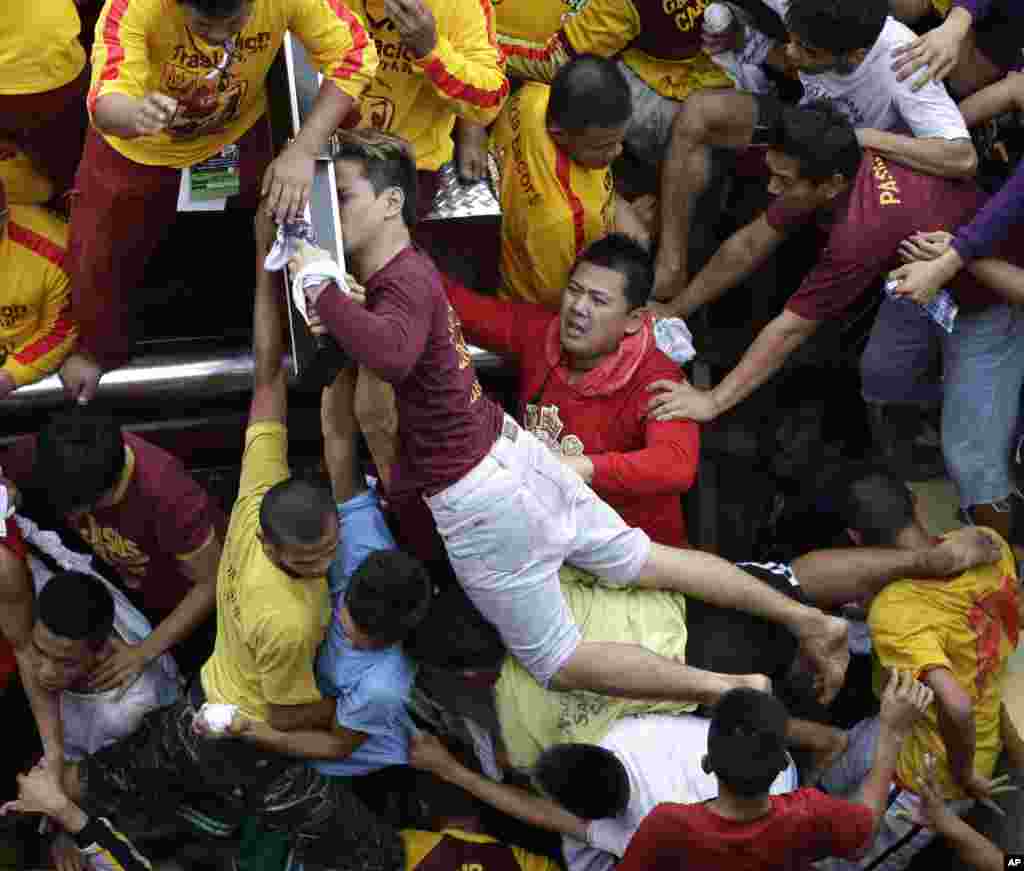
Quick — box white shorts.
[425,416,652,687]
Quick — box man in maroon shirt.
[295,129,850,708]
[648,95,1024,550]
[615,674,933,871]
[444,233,699,547]
[2,414,225,679]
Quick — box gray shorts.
[618,60,680,167]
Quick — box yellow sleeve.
[512,845,564,871]
[869,589,953,680]
[237,422,290,503]
[289,0,379,102]
[88,0,153,116]
[505,0,640,81]
[413,0,509,126]
[253,615,323,707]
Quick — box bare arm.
[929,812,1005,871]
[925,667,976,785]
[322,367,365,505]
[409,733,588,840]
[654,91,760,302]
[266,698,337,734]
[958,71,1024,129]
[234,718,369,762]
[666,214,788,319]
[856,131,977,179]
[250,211,289,426]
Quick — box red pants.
[68,119,274,369]
[0,66,90,197]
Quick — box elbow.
[949,142,979,178]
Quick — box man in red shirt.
[615,674,933,871]
[2,415,226,679]
[648,95,1024,550]
[445,233,699,547]
[295,129,850,709]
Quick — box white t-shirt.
[22,519,181,761]
[760,2,968,139]
[563,713,800,871]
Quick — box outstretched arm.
[250,209,289,426]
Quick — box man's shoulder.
[372,246,446,298]
[123,432,194,490]
[6,205,69,258]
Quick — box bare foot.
[795,612,850,705]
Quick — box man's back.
[868,530,1020,798]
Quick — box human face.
[765,149,834,212]
[33,623,99,693]
[552,123,627,170]
[334,159,394,262]
[559,262,637,368]
[784,32,861,75]
[262,514,340,580]
[180,1,255,45]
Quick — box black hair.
[777,101,863,183]
[838,465,915,546]
[547,54,631,134]
[37,571,115,650]
[34,411,125,516]
[575,233,654,310]
[533,744,630,820]
[335,130,419,228]
[785,0,888,55]
[405,583,506,670]
[259,478,337,549]
[345,550,433,645]
[706,688,790,798]
[179,0,250,17]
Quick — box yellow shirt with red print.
[89,0,378,168]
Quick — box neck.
[351,223,411,284]
[709,786,773,822]
[564,350,608,375]
[893,522,934,552]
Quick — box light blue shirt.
[312,485,417,777]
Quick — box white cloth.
[653,318,697,365]
[564,713,799,871]
[16,515,181,761]
[291,259,349,328]
[264,206,317,272]
[759,4,969,139]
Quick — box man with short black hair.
[445,232,699,546]
[616,676,933,871]
[491,55,643,308]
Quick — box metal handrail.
[4,345,508,411]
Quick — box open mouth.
[564,319,587,338]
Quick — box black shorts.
[78,687,404,871]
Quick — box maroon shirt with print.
[315,245,503,497]
[767,151,1010,321]
[3,432,226,620]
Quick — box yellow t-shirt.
[490,83,615,308]
[932,0,953,15]
[350,0,507,171]
[201,422,330,723]
[496,565,694,769]
[89,0,379,169]
[0,1,86,95]
[0,205,78,388]
[401,829,560,871]
[869,530,1021,800]
[0,141,55,206]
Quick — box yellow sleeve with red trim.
[414,0,509,126]
[288,0,379,102]
[504,0,640,82]
[88,0,156,116]
[3,216,78,388]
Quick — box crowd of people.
[0,0,1022,869]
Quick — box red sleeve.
[154,458,218,559]
[589,367,700,499]
[783,248,878,321]
[315,279,431,384]
[805,790,875,859]
[617,804,692,871]
[443,275,551,360]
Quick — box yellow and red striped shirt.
[490,83,614,307]
[0,1,86,95]
[89,0,378,168]
[349,0,508,171]
[0,205,78,388]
